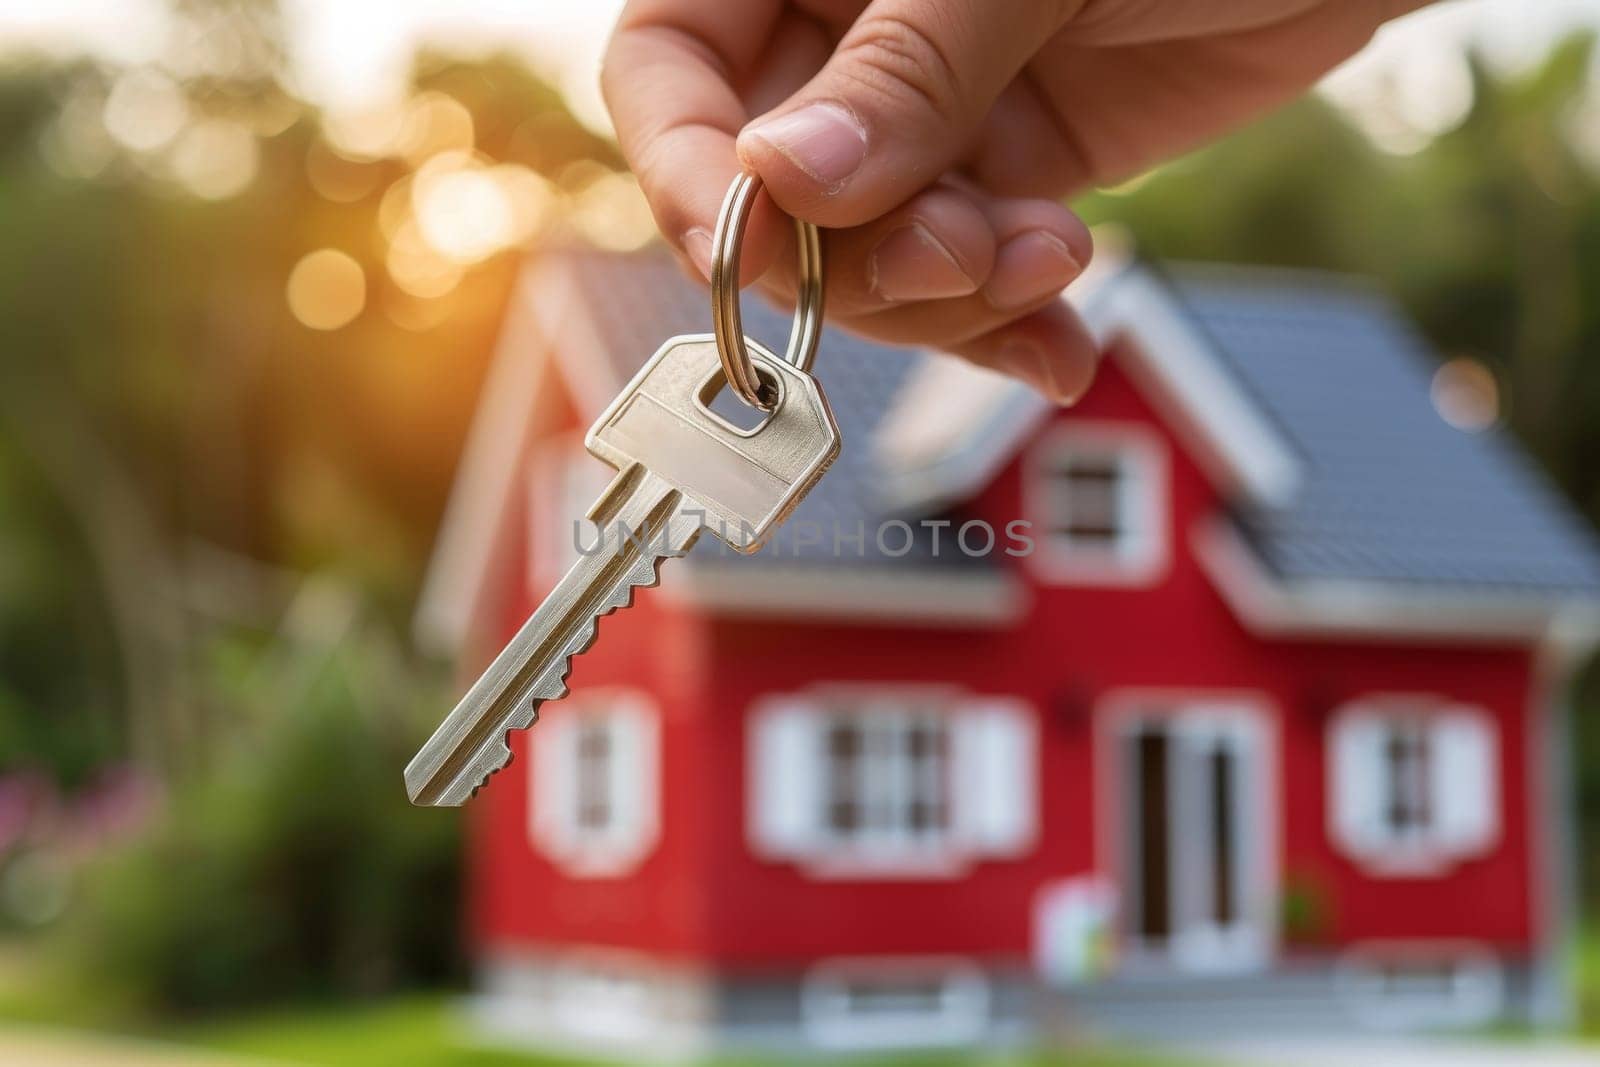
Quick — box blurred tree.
[70,600,463,1012]
[0,5,616,784]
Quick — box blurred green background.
[0,0,1598,1063]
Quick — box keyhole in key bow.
[697,366,780,435]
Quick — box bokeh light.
[101,69,188,153]
[305,139,381,203]
[1431,357,1502,432]
[169,119,259,200]
[569,170,657,251]
[386,221,463,299]
[398,91,475,165]
[286,250,367,331]
[413,162,514,264]
[321,103,408,162]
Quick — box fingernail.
[997,338,1076,405]
[986,231,1082,311]
[682,228,714,281]
[743,102,867,193]
[870,222,978,303]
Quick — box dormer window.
[1026,423,1168,585]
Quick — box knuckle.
[833,13,967,128]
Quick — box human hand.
[604,0,1425,402]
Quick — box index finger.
[602,0,785,284]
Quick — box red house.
[415,246,1600,1057]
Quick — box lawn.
[180,996,1205,1067]
[1580,926,1599,1038]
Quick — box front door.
[1116,705,1274,973]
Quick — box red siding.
[467,346,1545,971]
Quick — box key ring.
[710,172,824,410]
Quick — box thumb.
[737,0,1068,227]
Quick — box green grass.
[178,996,1204,1067]
[1580,925,1599,1038]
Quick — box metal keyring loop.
[710,172,824,410]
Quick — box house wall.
[467,430,724,965]
[467,344,1544,975]
[688,347,1541,969]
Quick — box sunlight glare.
[102,69,188,153]
[322,103,407,161]
[413,159,515,264]
[170,119,259,200]
[399,91,475,166]
[287,249,366,331]
[387,221,463,299]
[570,171,657,252]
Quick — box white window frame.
[1326,697,1500,878]
[801,957,990,1050]
[1024,421,1169,586]
[818,706,954,856]
[529,432,612,591]
[747,687,1037,880]
[529,688,660,879]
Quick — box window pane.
[1383,720,1432,836]
[1046,450,1128,548]
[819,710,951,847]
[575,720,612,832]
[1210,745,1236,927]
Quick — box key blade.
[404,467,700,806]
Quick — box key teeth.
[443,549,675,805]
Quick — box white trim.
[529,688,661,879]
[1194,517,1600,644]
[1334,941,1506,1032]
[871,355,1055,517]
[1101,268,1299,505]
[528,432,612,594]
[874,258,1300,517]
[1023,421,1170,587]
[1094,689,1281,976]
[800,957,990,1050]
[747,685,1040,881]
[660,562,1027,627]
[412,255,641,657]
[413,268,557,656]
[1326,697,1501,879]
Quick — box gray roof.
[1167,266,1600,595]
[567,250,983,572]
[563,249,1600,595]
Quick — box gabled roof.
[1174,268,1600,595]
[417,245,1600,651]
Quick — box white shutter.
[1431,709,1498,857]
[749,698,824,858]
[1329,711,1387,858]
[605,696,661,866]
[953,699,1037,857]
[530,713,575,858]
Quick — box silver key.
[405,335,840,806]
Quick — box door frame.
[1094,689,1281,975]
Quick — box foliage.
[63,614,463,1014]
